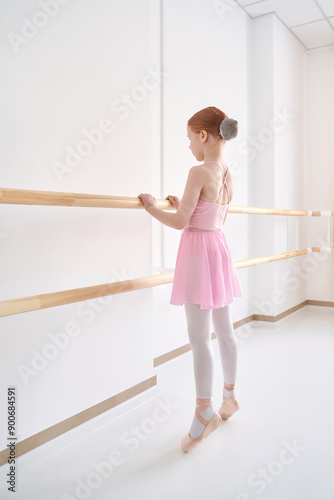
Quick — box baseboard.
[306,299,334,308]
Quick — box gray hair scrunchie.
[219,117,238,140]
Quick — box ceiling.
[236,0,334,50]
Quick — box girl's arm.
[146,205,179,229]
[144,166,204,230]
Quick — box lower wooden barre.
[238,248,313,268]
[0,274,174,318]
[0,247,332,318]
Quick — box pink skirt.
[170,230,243,310]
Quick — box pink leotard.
[170,161,243,309]
[183,161,231,232]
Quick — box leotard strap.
[223,168,230,204]
[205,161,230,203]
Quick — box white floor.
[1,305,334,500]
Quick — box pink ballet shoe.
[218,396,240,420]
[181,397,222,453]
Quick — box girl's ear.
[200,130,208,142]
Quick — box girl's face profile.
[187,125,204,161]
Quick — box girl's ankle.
[223,385,236,400]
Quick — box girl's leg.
[184,303,216,439]
[212,303,238,400]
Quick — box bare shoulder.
[190,164,205,173]
[188,164,206,180]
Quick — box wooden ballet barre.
[231,206,313,216]
[0,274,174,318]
[0,188,152,209]
[0,187,330,216]
[236,247,333,269]
[0,247,332,318]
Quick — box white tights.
[184,302,238,438]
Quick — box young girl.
[138,106,244,453]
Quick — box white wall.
[247,14,276,319]
[272,15,309,315]
[0,0,157,446]
[248,13,313,319]
[306,46,334,302]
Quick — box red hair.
[188,106,228,140]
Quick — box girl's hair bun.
[219,118,238,141]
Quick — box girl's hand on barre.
[138,193,157,211]
[165,195,180,209]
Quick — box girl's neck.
[203,154,225,166]
[203,144,225,166]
